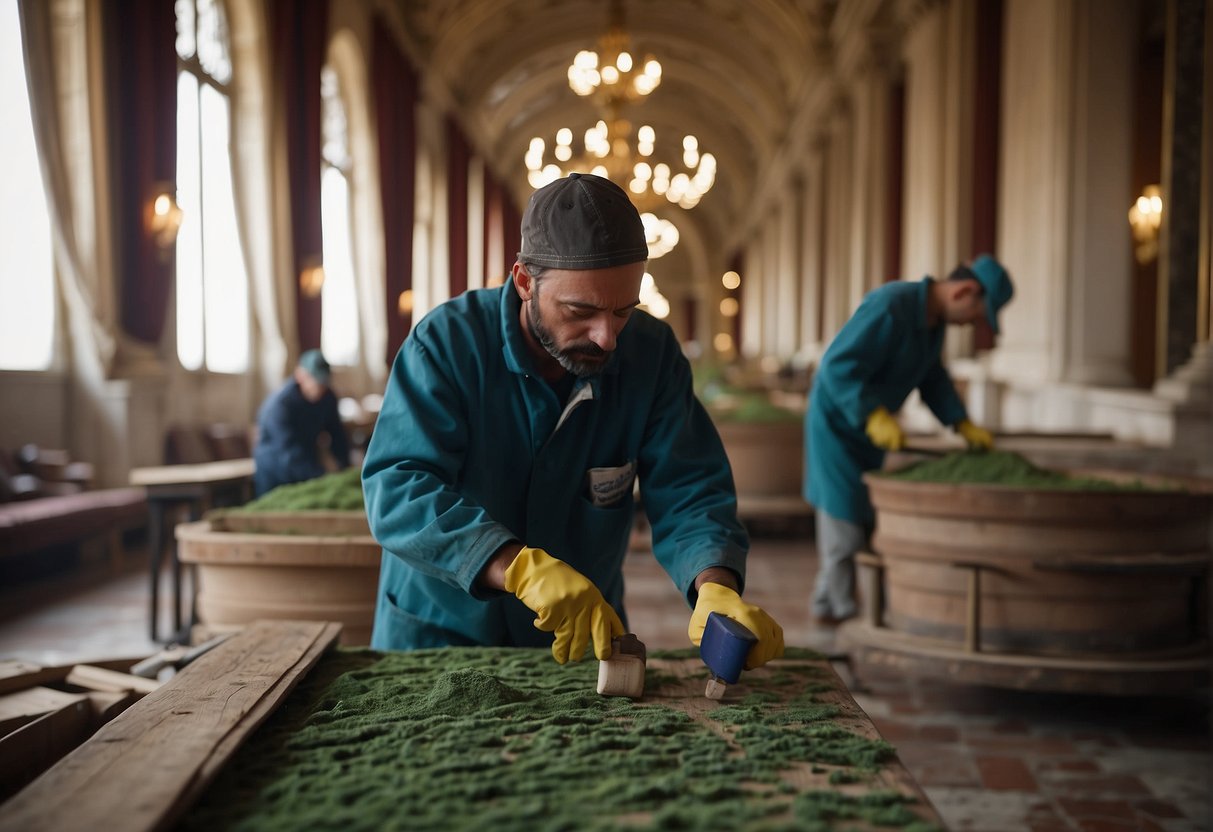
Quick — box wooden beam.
[0,619,341,832]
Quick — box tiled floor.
[2,530,1211,831]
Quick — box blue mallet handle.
[700,612,757,685]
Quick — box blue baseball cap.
[969,254,1013,334]
[298,349,331,385]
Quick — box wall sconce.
[1128,184,1163,265]
[299,262,326,298]
[147,186,183,253]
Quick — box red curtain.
[103,0,177,346]
[373,16,417,363]
[971,0,1003,349]
[446,115,470,297]
[502,190,523,278]
[272,0,329,351]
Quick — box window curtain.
[17,0,118,374]
[101,0,176,348]
[271,0,328,352]
[446,114,470,298]
[227,0,289,394]
[373,15,417,364]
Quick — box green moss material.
[884,450,1165,491]
[180,647,931,832]
[240,467,365,512]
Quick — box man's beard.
[527,294,608,378]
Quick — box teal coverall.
[803,278,968,618]
[363,281,748,650]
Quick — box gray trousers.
[811,510,870,619]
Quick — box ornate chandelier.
[566,0,662,108]
[524,117,716,211]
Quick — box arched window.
[175,0,250,373]
[319,63,360,367]
[0,0,55,371]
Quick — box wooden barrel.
[864,472,1212,655]
[177,513,381,646]
[715,420,803,497]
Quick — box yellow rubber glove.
[688,583,785,670]
[503,547,625,664]
[955,419,994,450]
[865,406,905,451]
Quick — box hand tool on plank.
[130,632,234,679]
[699,612,756,700]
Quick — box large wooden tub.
[843,471,1212,693]
[713,418,810,526]
[177,510,380,646]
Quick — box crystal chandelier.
[567,0,662,109]
[525,117,716,211]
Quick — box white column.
[776,178,803,358]
[761,214,782,357]
[740,245,763,358]
[847,64,892,311]
[992,0,1136,386]
[822,105,853,340]
[900,5,948,282]
[1061,0,1137,387]
[466,157,485,291]
[799,145,826,355]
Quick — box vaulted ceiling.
[392,0,839,292]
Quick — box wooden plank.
[129,458,254,487]
[0,619,341,832]
[0,661,70,696]
[65,665,160,696]
[0,687,89,737]
[0,699,92,802]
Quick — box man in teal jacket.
[363,173,783,668]
[803,256,1014,624]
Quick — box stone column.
[776,178,804,358]
[740,245,764,358]
[844,55,894,312]
[761,213,782,357]
[799,144,827,355]
[990,0,1074,382]
[1159,0,1207,375]
[822,104,853,340]
[992,0,1138,386]
[1062,0,1137,387]
[899,3,948,281]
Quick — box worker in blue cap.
[362,172,784,669]
[252,349,351,497]
[803,255,1014,625]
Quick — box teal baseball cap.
[969,254,1013,334]
[298,349,331,385]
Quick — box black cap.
[518,173,648,270]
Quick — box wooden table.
[129,459,255,642]
[0,622,946,831]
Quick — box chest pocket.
[585,460,637,507]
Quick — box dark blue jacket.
[253,379,350,496]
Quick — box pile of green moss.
[711,392,803,424]
[241,467,365,512]
[885,450,1158,491]
[181,647,938,832]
